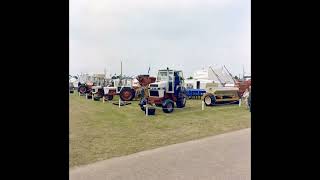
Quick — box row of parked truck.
[70,67,251,114]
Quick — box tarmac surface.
[70,128,251,180]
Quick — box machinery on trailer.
[99,77,138,101]
[78,82,93,96]
[223,65,251,97]
[203,66,240,106]
[91,61,143,101]
[78,74,110,97]
[69,75,79,91]
[185,89,206,99]
[69,82,74,93]
[69,75,76,93]
[136,74,157,98]
[88,74,111,100]
[92,75,156,101]
[77,73,93,96]
[236,79,251,97]
[139,68,187,113]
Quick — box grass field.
[69,92,251,167]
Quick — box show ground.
[69,93,251,167]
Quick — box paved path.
[70,128,251,180]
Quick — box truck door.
[168,70,174,93]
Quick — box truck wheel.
[204,95,216,106]
[162,99,174,113]
[176,96,186,108]
[78,85,87,94]
[139,98,147,111]
[120,87,135,101]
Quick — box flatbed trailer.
[186,89,206,99]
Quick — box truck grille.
[150,90,159,97]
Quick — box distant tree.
[187,76,193,80]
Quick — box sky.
[70,0,251,78]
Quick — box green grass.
[69,93,251,167]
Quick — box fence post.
[103,96,105,103]
[239,98,242,107]
[92,94,94,101]
[146,105,148,116]
[202,101,204,110]
[86,93,88,99]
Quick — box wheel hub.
[205,96,211,105]
[122,90,132,100]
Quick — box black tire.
[78,85,87,94]
[204,95,216,106]
[87,89,92,94]
[139,98,147,111]
[162,99,174,113]
[97,89,104,97]
[176,96,186,108]
[232,100,240,104]
[120,87,135,101]
[107,95,113,101]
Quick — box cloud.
[70,0,251,77]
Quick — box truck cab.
[141,68,186,113]
[149,69,184,98]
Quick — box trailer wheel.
[176,96,186,108]
[120,87,135,101]
[204,95,216,106]
[162,99,174,113]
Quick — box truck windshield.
[157,71,168,81]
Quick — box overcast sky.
[70,0,250,78]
